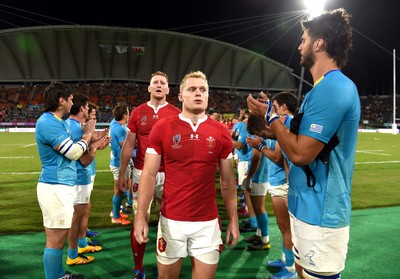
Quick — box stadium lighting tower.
[304,0,326,19]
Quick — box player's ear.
[178,93,183,102]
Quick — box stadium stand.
[1,82,399,128]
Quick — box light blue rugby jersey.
[235,121,252,162]
[90,159,96,176]
[66,118,91,185]
[35,112,77,186]
[288,70,361,228]
[278,114,293,181]
[250,137,268,183]
[266,139,286,186]
[109,122,127,167]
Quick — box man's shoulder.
[134,102,150,112]
[158,114,179,124]
[37,113,63,130]
[110,122,124,132]
[162,103,181,114]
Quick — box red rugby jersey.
[127,101,180,171]
[148,114,233,221]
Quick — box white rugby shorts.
[37,182,75,229]
[156,215,222,264]
[290,214,349,274]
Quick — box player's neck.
[310,57,339,84]
[69,114,85,124]
[52,108,65,119]
[149,97,166,109]
[181,110,206,125]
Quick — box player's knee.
[194,250,220,265]
[157,254,181,265]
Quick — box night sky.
[0,0,398,95]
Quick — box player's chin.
[191,104,206,114]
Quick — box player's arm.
[219,157,240,247]
[247,136,283,165]
[91,127,109,143]
[79,136,110,166]
[247,95,324,166]
[232,139,245,150]
[55,119,95,160]
[269,121,324,166]
[283,157,290,184]
[242,148,262,193]
[118,130,137,192]
[263,141,283,165]
[134,151,160,244]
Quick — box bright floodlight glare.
[304,0,326,18]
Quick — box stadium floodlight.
[304,0,326,19]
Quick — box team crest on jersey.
[158,237,167,253]
[171,134,182,149]
[141,116,147,126]
[206,136,215,150]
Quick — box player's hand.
[118,175,127,192]
[242,177,252,193]
[259,91,269,101]
[247,94,268,117]
[246,135,263,149]
[225,222,240,247]
[134,217,149,244]
[102,127,109,137]
[96,136,110,150]
[82,119,96,135]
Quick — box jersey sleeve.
[49,120,71,149]
[147,118,165,155]
[299,81,344,144]
[220,124,233,159]
[237,122,249,144]
[116,126,127,145]
[127,107,139,133]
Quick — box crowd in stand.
[1,83,399,127]
[360,95,398,127]
[0,82,248,124]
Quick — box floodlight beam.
[304,0,326,19]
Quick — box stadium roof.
[0,25,298,91]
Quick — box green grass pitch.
[0,132,399,233]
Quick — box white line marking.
[0,143,36,147]
[23,143,36,148]
[0,156,34,159]
[0,171,40,175]
[356,150,390,156]
[357,150,384,152]
[355,160,400,165]
[4,162,399,175]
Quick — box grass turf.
[1,132,400,233]
[0,132,400,278]
[0,207,399,278]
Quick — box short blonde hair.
[179,71,208,93]
[151,71,169,83]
